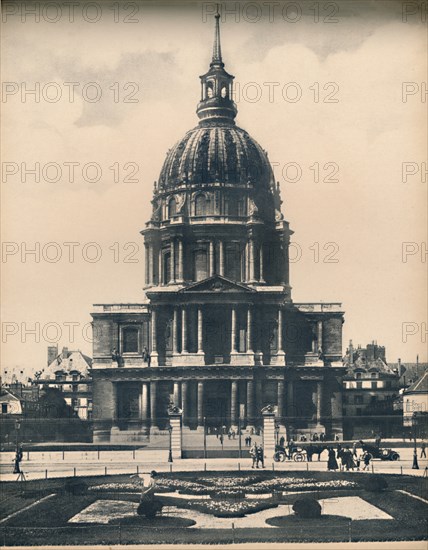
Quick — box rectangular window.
[1,403,7,413]
[356,381,362,389]
[371,381,377,389]
[123,327,139,353]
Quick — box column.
[276,308,285,364]
[112,382,119,428]
[247,380,255,430]
[150,381,158,431]
[278,308,283,351]
[245,242,249,282]
[145,244,149,285]
[141,383,149,420]
[177,240,184,282]
[316,381,323,426]
[181,307,188,353]
[197,307,204,354]
[181,381,188,425]
[170,240,175,283]
[173,308,179,354]
[158,248,162,285]
[150,308,158,366]
[151,245,157,285]
[317,320,323,353]
[231,307,238,353]
[197,381,204,428]
[277,381,285,424]
[231,380,238,430]
[209,240,215,277]
[169,413,182,459]
[173,382,181,407]
[287,380,294,418]
[259,243,265,283]
[249,239,256,282]
[219,240,225,276]
[246,307,253,352]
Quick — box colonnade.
[150,304,286,366]
[144,237,272,286]
[110,378,327,432]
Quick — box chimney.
[398,358,402,377]
[47,345,58,366]
[62,346,69,358]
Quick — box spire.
[196,10,237,124]
[212,9,223,66]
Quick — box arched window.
[206,82,214,98]
[194,248,208,281]
[221,86,227,98]
[168,197,177,218]
[225,243,241,281]
[122,327,139,353]
[195,194,210,216]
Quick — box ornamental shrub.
[64,479,88,496]
[365,475,388,492]
[292,497,321,518]
[137,496,163,519]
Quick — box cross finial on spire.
[212,6,223,65]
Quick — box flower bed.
[186,498,278,518]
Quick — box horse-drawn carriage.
[273,443,327,462]
[359,441,400,461]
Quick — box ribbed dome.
[158,122,274,189]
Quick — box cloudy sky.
[1,0,427,378]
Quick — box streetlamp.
[15,419,21,450]
[412,412,419,470]
[275,423,280,448]
[167,424,173,463]
[203,417,207,459]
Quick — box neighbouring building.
[34,345,93,420]
[342,341,401,438]
[402,370,428,428]
[91,14,345,445]
[0,388,23,416]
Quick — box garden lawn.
[0,470,426,545]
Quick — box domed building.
[91,14,345,446]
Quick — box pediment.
[179,275,255,293]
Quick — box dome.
[158,122,274,189]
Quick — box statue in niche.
[275,208,284,221]
[151,200,162,221]
[311,324,318,353]
[248,197,258,216]
[175,193,186,213]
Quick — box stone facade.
[91,14,345,444]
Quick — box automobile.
[360,441,400,461]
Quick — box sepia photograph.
[1,0,427,548]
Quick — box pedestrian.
[256,444,265,468]
[362,451,371,471]
[420,441,426,458]
[320,433,325,442]
[345,446,356,470]
[306,444,314,462]
[375,434,381,447]
[219,433,224,445]
[13,451,21,474]
[232,430,236,440]
[17,446,23,462]
[248,436,252,447]
[327,447,339,471]
[249,443,258,468]
[227,429,231,440]
[279,435,285,448]
[352,441,358,457]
